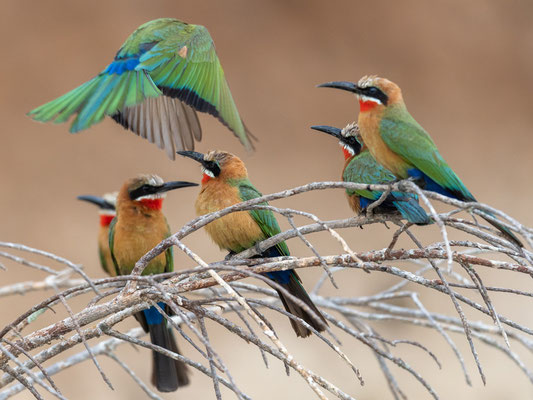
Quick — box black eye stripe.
[205,160,221,177]
[342,136,362,154]
[361,86,388,106]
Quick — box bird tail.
[148,322,190,392]
[275,272,328,338]
[27,70,161,133]
[392,197,432,225]
[479,212,523,248]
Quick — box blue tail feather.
[392,198,431,225]
[143,302,166,325]
[407,168,474,201]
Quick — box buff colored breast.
[196,179,264,253]
[112,204,169,275]
[358,110,409,178]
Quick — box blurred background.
[1,0,533,398]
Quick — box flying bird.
[28,18,253,159]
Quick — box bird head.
[318,76,403,112]
[177,150,248,183]
[77,193,117,212]
[120,174,198,210]
[310,123,362,160]
[77,192,118,226]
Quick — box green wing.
[108,217,121,276]
[137,22,253,150]
[236,180,290,257]
[344,151,397,200]
[28,18,252,160]
[164,219,174,273]
[380,114,474,200]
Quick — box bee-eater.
[77,192,118,276]
[28,18,253,159]
[177,150,328,338]
[311,124,430,225]
[110,174,197,392]
[318,76,522,247]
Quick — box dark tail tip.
[149,324,189,392]
[275,273,328,338]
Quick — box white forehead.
[139,174,164,186]
[341,122,359,138]
[102,191,118,206]
[357,75,379,88]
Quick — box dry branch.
[0,177,531,400]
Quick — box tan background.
[1,0,533,398]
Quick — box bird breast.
[196,181,264,253]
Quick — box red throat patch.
[139,198,163,210]
[342,147,353,160]
[99,214,114,227]
[202,173,213,184]
[359,99,378,112]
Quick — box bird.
[109,174,197,392]
[77,192,118,276]
[28,18,254,159]
[177,150,328,337]
[311,124,430,225]
[318,76,523,247]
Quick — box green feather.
[235,179,290,257]
[108,217,121,276]
[343,150,397,200]
[138,23,252,149]
[28,18,253,155]
[380,110,474,200]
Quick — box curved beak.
[156,181,198,194]
[77,195,115,210]
[317,81,361,94]
[177,150,206,166]
[310,125,343,140]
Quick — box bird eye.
[367,87,379,96]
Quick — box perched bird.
[318,76,522,247]
[77,192,118,276]
[110,174,197,392]
[177,150,328,338]
[311,124,430,225]
[28,18,253,159]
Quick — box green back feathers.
[380,110,474,201]
[343,150,397,200]
[137,22,252,149]
[235,179,290,257]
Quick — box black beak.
[129,181,198,201]
[157,181,198,194]
[177,151,208,167]
[77,195,115,210]
[317,81,361,94]
[310,125,343,140]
